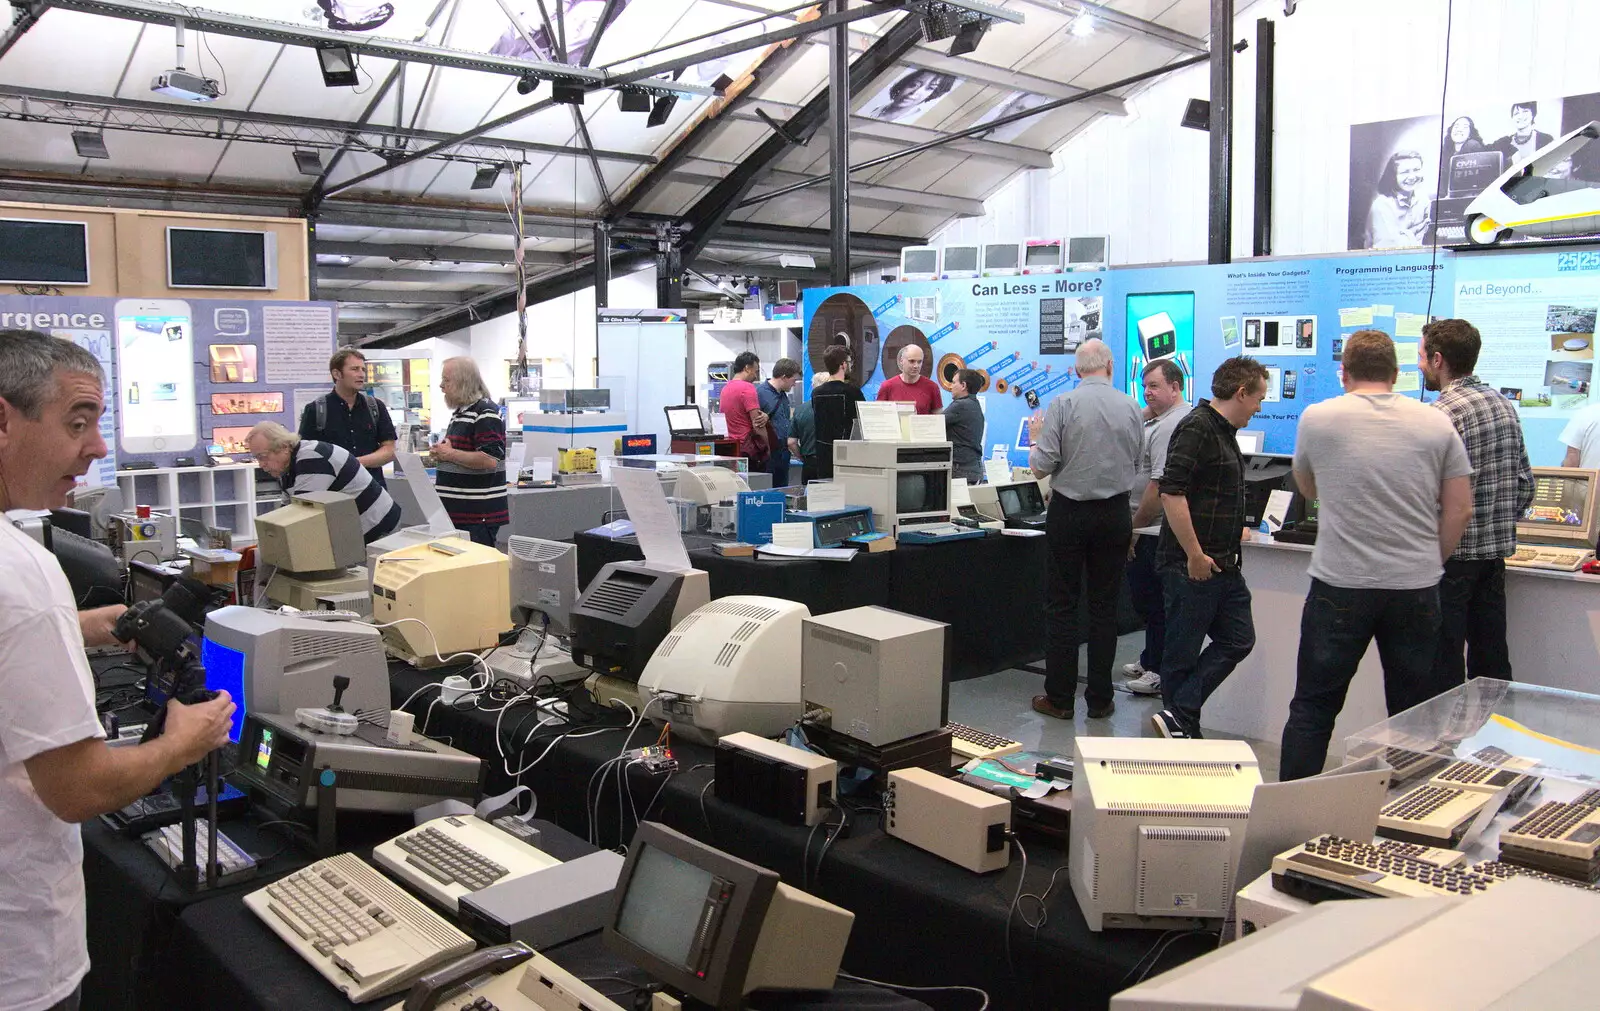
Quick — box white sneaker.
[1124,667,1162,695]
[1122,661,1148,677]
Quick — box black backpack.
[312,392,381,434]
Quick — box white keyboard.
[142,818,257,886]
[372,815,562,913]
[244,852,475,1003]
[1506,544,1593,571]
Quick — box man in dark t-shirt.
[298,347,397,485]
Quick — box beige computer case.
[372,538,510,662]
[886,767,1011,873]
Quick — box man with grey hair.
[1027,338,1144,720]
[0,330,235,1011]
[245,420,401,544]
[875,343,943,414]
[434,356,508,546]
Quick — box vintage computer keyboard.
[244,852,476,1002]
[1497,799,1600,882]
[1271,835,1500,901]
[142,818,257,887]
[1380,745,1452,786]
[895,523,987,544]
[1505,544,1594,571]
[945,723,1025,763]
[1372,838,1468,869]
[103,782,248,835]
[1376,783,1496,847]
[1474,860,1600,892]
[1430,753,1540,805]
[372,815,561,913]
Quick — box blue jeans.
[1158,564,1255,737]
[1125,535,1166,673]
[1279,579,1442,781]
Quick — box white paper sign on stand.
[805,482,847,512]
[396,450,457,535]
[610,466,693,573]
[855,402,904,441]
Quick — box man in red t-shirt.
[720,351,767,460]
[875,344,943,414]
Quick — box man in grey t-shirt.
[1279,331,1474,780]
[1123,359,1192,695]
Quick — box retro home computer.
[940,244,980,279]
[571,561,710,707]
[899,245,940,282]
[255,491,370,609]
[494,536,586,685]
[370,537,511,663]
[833,440,953,534]
[981,241,1022,277]
[993,478,1047,530]
[365,451,463,577]
[1071,736,1262,931]
[1507,466,1600,571]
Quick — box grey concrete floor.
[947,630,1284,781]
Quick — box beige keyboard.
[1272,835,1500,900]
[1376,783,1495,847]
[372,815,561,913]
[244,852,475,1003]
[1506,544,1593,571]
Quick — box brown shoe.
[1032,695,1073,720]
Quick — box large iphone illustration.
[115,298,196,453]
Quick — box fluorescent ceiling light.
[1070,13,1095,36]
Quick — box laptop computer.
[664,404,712,439]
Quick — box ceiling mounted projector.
[151,69,221,102]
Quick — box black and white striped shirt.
[283,440,403,544]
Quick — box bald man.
[875,345,943,415]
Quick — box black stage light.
[647,94,678,128]
[72,130,110,159]
[949,18,989,57]
[1180,98,1211,131]
[516,73,539,96]
[617,89,651,113]
[317,45,360,87]
[471,164,504,190]
[293,149,324,176]
[552,83,585,105]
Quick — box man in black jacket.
[298,347,397,485]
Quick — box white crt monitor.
[1519,467,1600,548]
[899,245,939,282]
[371,538,511,661]
[507,535,579,635]
[673,466,749,506]
[1070,736,1262,931]
[1067,235,1109,271]
[940,244,980,279]
[365,526,466,585]
[256,490,365,573]
[981,242,1022,276]
[1022,237,1064,274]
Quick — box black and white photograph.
[860,68,960,124]
[1347,115,1436,250]
[487,0,631,63]
[970,90,1053,143]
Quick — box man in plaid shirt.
[1419,318,1533,693]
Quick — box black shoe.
[1086,699,1115,719]
[1152,709,1187,738]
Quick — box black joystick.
[328,675,351,713]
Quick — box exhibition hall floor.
[948,631,1287,781]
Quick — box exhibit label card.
[856,402,903,441]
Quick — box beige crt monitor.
[257,490,365,572]
[1518,467,1600,548]
[372,538,510,663]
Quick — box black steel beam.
[316,241,568,266]
[1208,0,1234,265]
[593,224,610,308]
[827,0,850,287]
[578,0,623,68]
[0,1,45,62]
[1253,16,1274,257]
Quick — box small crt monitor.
[996,480,1046,522]
[899,245,939,282]
[605,822,854,1011]
[1067,235,1109,271]
[940,244,980,278]
[1022,237,1064,274]
[982,241,1022,276]
[1519,467,1600,548]
[507,535,578,635]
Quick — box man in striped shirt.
[432,357,508,547]
[245,421,402,544]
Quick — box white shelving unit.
[115,463,275,545]
[693,319,803,418]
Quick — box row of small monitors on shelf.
[900,236,1110,280]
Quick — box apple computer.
[898,245,939,282]
[605,822,854,1011]
[1022,237,1065,274]
[994,479,1047,530]
[1508,466,1600,571]
[673,466,749,506]
[370,537,511,664]
[256,490,370,609]
[365,450,464,578]
[493,536,586,686]
[1071,736,1262,932]
[1067,235,1110,271]
[981,241,1022,277]
[637,596,811,745]
[201,605,390,742]
[940,244,980,279]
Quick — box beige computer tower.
[256,490,365,573]
[801,606,947,747]
[886,767,1011,873]
[265,567,371,610]
[372,538,511,662]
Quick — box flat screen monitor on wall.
[0,218,91,285]
[166,227,279,290]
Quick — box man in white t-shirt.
[1278,330,1474,780]
[0,329,235,1011]
[1559,401,1600,470]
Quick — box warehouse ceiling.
[0,0,1213,344]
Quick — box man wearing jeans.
[1279,331,1474,780]
[1419,318,1533,693]
[1123,360,1192,696]
[1151,357,1268,739]
[1026,339,1144,721]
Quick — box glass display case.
[603,453,749,475]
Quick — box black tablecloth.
[389,669,1214,1011]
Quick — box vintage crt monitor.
[673,466,749,506]
[637,596,811,745]
[364,526,465,585]
[202,605,390,743]
[1137,311,1179,362]
[507,536,578,634]
[833,440,952,533]
[570,562,710,684]
[1070,736,1262,932]
[994,479,1047,530]
[604,822,854,1011]
[981,241,1022,276]
[1022,237,1065,274]
[257,490,369,608]
[801,606,947,747]
[1516,466,1600,554]
[940,244,980,279]
[782,506,875,547]
[1067,235,1110,271]
[1242,452,1295,527]
[371,538,511,662]
[898,245,939,282]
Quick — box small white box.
[885,767,1010,873]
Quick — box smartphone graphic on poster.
[115,298,196,453]
[1263,320,1280,347]
[1244,319,1261,348]
[1282,369,1298,399]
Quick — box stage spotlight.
[317,45,360,87]
[552,83,585,105]
[71,131,109,159]
[647,94,678,128]
[617,89,650,113]
[1180,99,1210,131]
[516,73,539,96]
[949,17,990,56]
[471,164,504,190]
[293,150,324,176]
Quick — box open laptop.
[664,404,712,440]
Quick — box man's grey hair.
[0,329,105,419]
[443,356,492,404]
[811,371,830,390]
[1074,338,1114,377]
[246,420,300,452]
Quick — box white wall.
[937,0,1600,262]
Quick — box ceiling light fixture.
[317,44,360,87]
[617,89,651,114]
[516,72,539,96]
[471,164,504,190]
[71,130,109,159]
[552,83,585,106]
[948,17,991,56]
[1070,12,1095,36]
[293,149,324,175]
[646,94,679,128]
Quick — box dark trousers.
[48,986,81,1011]
[464,523,503,548]
[1279,579,1442,780]
[1159,564,1255,737]
[800,454,818,486]
[769,448,791,488]
[1043,493,1131,710]
[1125,535,1166,673]
[1430,557,1511,696]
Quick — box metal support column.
[593,223,611,309]
[1252,16,1275,257]
[1207,0,1234,265]
[306,216,320,302]
[655,224,682,307]
[827,0,851,286]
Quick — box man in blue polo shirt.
[298,348,397,485]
